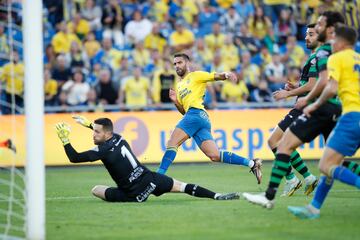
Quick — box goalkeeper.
[55,116,240,202]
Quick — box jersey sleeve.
[64,143,105,163]
[194,71,215,83]
[327,54,341,82]
[316,49,331,72]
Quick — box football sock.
[184,184,216,199]
[290,150,311,178]
[272,147,295,181]
[342,161,360,176]
[220,150,251,167]
[311,176,333,210]
[157,147,177,174]
[331,166,360,188]
[266,153,291,200]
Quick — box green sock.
[272,147,295,181]
[290,150,311,178]
[342,161,360,176]
[267,153,292,200]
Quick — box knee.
[207,152,220,162]
[267,137,277,150]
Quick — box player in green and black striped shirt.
[242,11,346,209]
[268,23,319,197]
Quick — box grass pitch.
[46,162,360,240]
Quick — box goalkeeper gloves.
[72,115,93,129]
[55,122,71,146]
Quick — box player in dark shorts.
[269,23,319,197]
[55,116,239,203]
[243,11,345,208]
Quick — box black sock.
[185,184,216,199]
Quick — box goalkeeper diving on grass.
[55,116,240,202]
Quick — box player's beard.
[176,67,186,77]
[306,41,318,50]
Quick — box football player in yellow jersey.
[289,25,360,219]
[157,53,262,184]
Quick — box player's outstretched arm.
[72,115,93,129]
[214,72,237,82]
[55,122,100,163]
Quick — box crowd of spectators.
[0,0,360,113]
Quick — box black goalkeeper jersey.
[64,134,152,192]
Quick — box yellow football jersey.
[176,71,215,112]
[327,49,360,114]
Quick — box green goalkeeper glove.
[72,115,93,129]
[55,122,71,146]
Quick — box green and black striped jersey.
[308,43,341,105]
[298,52,317,97]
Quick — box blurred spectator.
[207,51,229,102]
[342,0,360,38]
[221,35,239,70]
[44,69,58,106]
[192,38,213,68]
[247,6,272,40]
[44,44,57,69]
[102,0,124,47]
[67,12,91,40]
[221,74,249,103]
[0,23,10,66]
[216,0,237,9]
[263,0,290,23]
[262,27,279,54]
[264,53,286,92]
[251,80,273,102]
[86,88,100,111]
[132,42,150,68]
[170,20,195,52]
[281,35,305,68]
[84,32,101,59]
[118,66,152,110]
[44,0,64,27]
[65,41,90,70]
[124,10,152,46]
[219,6,243,35]
[52,54,72,89]
[204,23,225,52]
[234,23,261,54]
[152,58,176,104]
[81,0,102,32]
[198,2,219,36]
[241,51,261,91]
[274,8,297,45]
[144,23,167,54]
[0,50,24,114]
[143,0,169,23]
[169,0,199,26]
[234,0,254,20]
[51,21,82,54]
[95,68,118,105]
[43,20,56,50]
[145,49,163,75]
[92,37,123,70]
[252,45,272,70]
[86,62,102,87]
[114,57,133,88]
[61,70,90,106]
[287,66,301,85]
